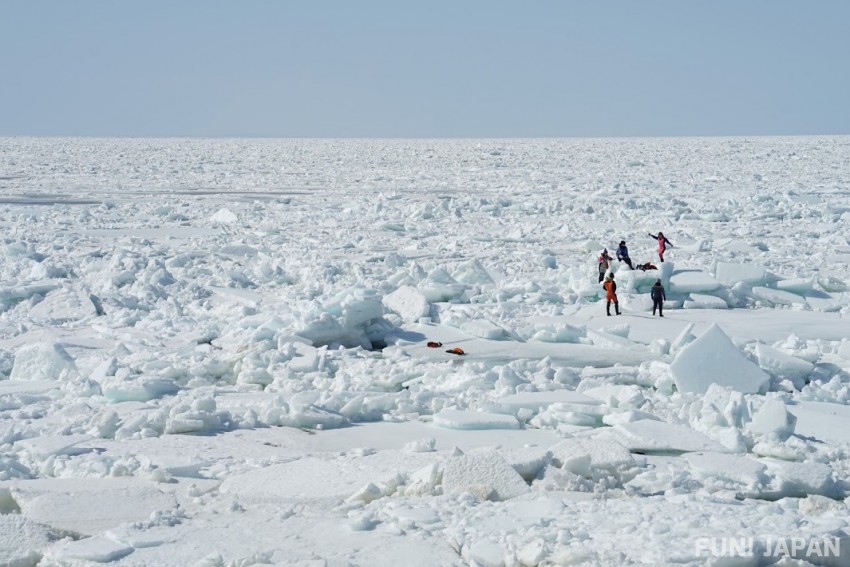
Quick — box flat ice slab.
[220,452,435,507]
[433,408,520,430]
[715,262,766,285]
[496,390,600,412]
[5,478,177,536]
[669,270,720,293]
[442,450,529,501]
[613,420,730,453]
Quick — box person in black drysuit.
[616,240,634,269]
[648,232,673,263]
[651,278,666,317]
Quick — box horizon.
[3,133,850,141]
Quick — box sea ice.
[715,262,767,285]
[755,343,815,381]
[382,285,431,322]
[670,324,769,394]
[752,286,807,306]
[683,293,729,309]
[749,399,797,439]
[669,270,721,293]
[614,420,731,453]
[441,450,529,501]
[9,343,77,381]
[433,408,520,430]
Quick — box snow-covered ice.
[1,136,850,565]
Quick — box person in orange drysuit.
[602,273,620,316]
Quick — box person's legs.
[606,300,611,316]
[652,300,657,316]
[626,258,634,269]
[615,299,620,315]
[658,300,663,317]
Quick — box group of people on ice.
[599,233,672,317]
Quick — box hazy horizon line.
[2,133,849,141]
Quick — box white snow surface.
[1,137,850,566]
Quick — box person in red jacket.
[598,248,612,282]
[599,248,613,283]
[602,273,620,316]
[648,232,673,262]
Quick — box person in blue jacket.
[651,278,666,317]
[616,240,634,269]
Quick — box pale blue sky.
[1,1,848,137]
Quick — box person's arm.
[612,282,617,293]
[662,288,666,300]
[664,237,673,247]
[649,234,657,239]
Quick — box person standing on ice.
[603,273,620,316]
[651,278,666,317]
[616,240,634,269]
[598,248,612,282]
[648,232,673,262]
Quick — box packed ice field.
[1,136,850,566]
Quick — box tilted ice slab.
[461,319,508,340]
[496,390,600,412]
[670,324,769,394]
[433,408,520,430]
[766,460,838,498]
[14,434,94,458]
[789,401,850,446]
[0,379,58,396]
[755,343,814,380]
[10,342,77,381]
[29,287,100,323]
[683,293,729,309]
[0,280,62,306]
[220,452,434,506]
[613,420,730,453]
[44,536,134,564]
[585,328,642,350]
[209,207,238,223]
[750,399,797,439]
[441,450,529,501]
[6,478,177,536]
[382,285,431,322]
[0,515,57,567]
[684,452,768,488]
[776,277,816,295]
[669,270,721,293]
[549,437,635,476]
[752,286,807,306]
[715,261,767,285]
